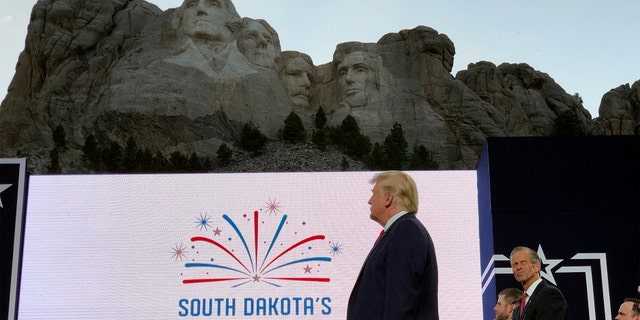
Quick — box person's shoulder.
[390,214,429,236]
[536,280,566,298]
[394,212,421,227]
[401,212,425,223]
[539,279,561,290]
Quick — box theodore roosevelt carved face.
[278,51,314,108]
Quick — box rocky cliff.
[0,0,637,173]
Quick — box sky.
[1,0,639,119]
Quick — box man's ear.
[533,262,541,273]
[384,194,394,208]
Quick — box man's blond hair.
[370,171,419,212]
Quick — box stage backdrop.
[478,136,640,320]
[15,171,482,319]
[0,159,28,320]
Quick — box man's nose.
[344,70,356,83]
[300,75,311,88]
[196,0,207,14]
[256,35,269,48]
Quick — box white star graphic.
[537,244,563,285]
[0,184,11,208]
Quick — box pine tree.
[48,148,60,173]
[82,134,101,170]
[52,124,67,151]
[280,111,306,143]
[408,144,439,170]
[330,115,371,159]
[340,156,349,171]
[169,151,188,172]
[239,123,267,156]
[136,148,155,172]
[312,107,329,150]
[216,143,233,167]
[367,142,386,170]
[122,137,139,172]
[314,107,327,129]
[102,141,123,172]
[187,152,204,172]
[151,151,169,172]
[382,122,408,169]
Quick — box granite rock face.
[592,81,640,135]
[456,61,593,136]
[0,0,632,173]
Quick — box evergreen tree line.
[46,124,215,173]
[49,107,439,173]
[82,135,213,173]
[255,107,439,170]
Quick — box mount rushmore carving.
[0,0,637,173]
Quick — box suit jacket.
[512,279,568,320]
[347,213,439,320]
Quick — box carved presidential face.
[337,51,378,107]
[238,20,277,68]
[280,57,313,108]
[181,0,232,43]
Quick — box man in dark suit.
[347,171,439,320]
[510,246,568,320]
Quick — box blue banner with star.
[478,136,640,320]
[0,158,28,319]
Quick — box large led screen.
[16,171,481,319]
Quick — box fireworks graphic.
[265,198,281,215]
[329,242,343,256]
[195,213,212,231]
[174,200,339,288]
[171,243,188,262]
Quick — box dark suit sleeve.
[525,282,568,320]
[382,220,431,319]
[530,286,567,320]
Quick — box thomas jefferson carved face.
[337,51,378,107]
[280,56,313,108]
[238,19,277,68]
[181,0,232,43]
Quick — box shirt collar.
[525,277,543,297]
[384,210,409,232]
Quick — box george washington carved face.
[181,0,234,44]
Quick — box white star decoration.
[537,244,563,285]
[0,184,11,208]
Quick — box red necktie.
[519,292,528,316]
[375,229,385,243]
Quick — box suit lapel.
[521,279,547,319]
